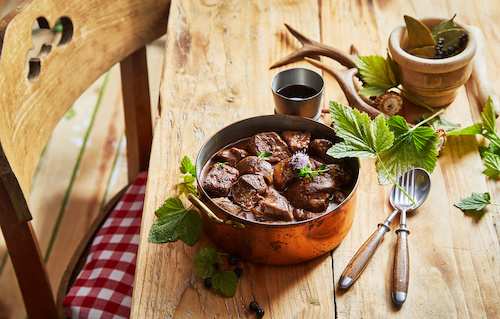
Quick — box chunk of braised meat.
[332,189,348,203]
[253,189,293,221]
[247,132,291,163]
[285,173,335,212]
[203,163,239,197]
[325,162,352,187]
[236,156,273,184]
[309,139,339,164]
[231,174,267,210]
[273,157,297,191]
[213,147,248,166]
[293,208,318,221]
[212,197,242,216]
[281,130,311,153]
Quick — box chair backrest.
[0,0,170,317]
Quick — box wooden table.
[131,0,500,317]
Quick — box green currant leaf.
[328,101,394,160]
[416,114,461,132]
[148,198,202,246]
[454,192,491,211]
[356,55,400,97]
[376,116,438,185]
[178,175,197,196]
[447,122,483,136]
[483,153,500,179]
[180,156,196,177]
[212,270,238,297]
[193,247,219,278]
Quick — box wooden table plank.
[132,0,500,318]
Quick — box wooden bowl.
[388,17,477,108]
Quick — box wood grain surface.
[132,0,500,318]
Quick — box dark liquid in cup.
[277,84,318,99]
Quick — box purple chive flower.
[291,151,309,171]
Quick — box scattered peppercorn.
[249,301,259,311]
[228,255,239,265]
[256,308,265,318]
[234,267,244,277]
[204,277,212,288]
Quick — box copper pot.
[188,115,360,265]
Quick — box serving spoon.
[391,168,431,305]
[338,168,430,290]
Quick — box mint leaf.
[180,156,196,176]
[454,192,491,211]
[193,247,219,278]
[356,55,401,97]
[178,175,197,196]
[483,153,500,179]
[328,101,394,159]
[148,197,202,246]
[212,270,238,297]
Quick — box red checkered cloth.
[63,172,148,319]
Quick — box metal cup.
[271,68,324,120]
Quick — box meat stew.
[202,131,354,223]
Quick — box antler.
[270,24,357,70]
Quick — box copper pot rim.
[194,114,361,228]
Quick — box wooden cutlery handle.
[392,229,410,304]
[338,225,389,289]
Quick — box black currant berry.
[256,308,265,318]
[204,277,212,288]
[213,263,219,270]
[228,255,239,265]
[249,301,259,311]
[234,267,244,277]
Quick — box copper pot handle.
[188,193,246,229]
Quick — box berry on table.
[256,308,265,318]
[249,301,259,311]
[204,277,212,288]
[234,267,244,277]
[228,255,239,265]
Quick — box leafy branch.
[448,97,500,179]
[327,102,440,203]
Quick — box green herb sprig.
[257,151,273,158]
[297,164,328,180]
[449,97,500,179]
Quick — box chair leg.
[0,180,58,319]
[120,46,153,182]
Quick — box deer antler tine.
[304,57,388,120]
[270,24,357,70]
[284,23,316,45]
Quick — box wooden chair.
[0,0,170,317]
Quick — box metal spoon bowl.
[390,168,431,305]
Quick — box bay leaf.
[409,45,436,59]
[404,15,436,49]
[434,28,465,49]
[430,14,457,36]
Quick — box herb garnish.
[449,97,500,179]
[290,151,328,180]
[257,151,273,158]
[454,192,500,220]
